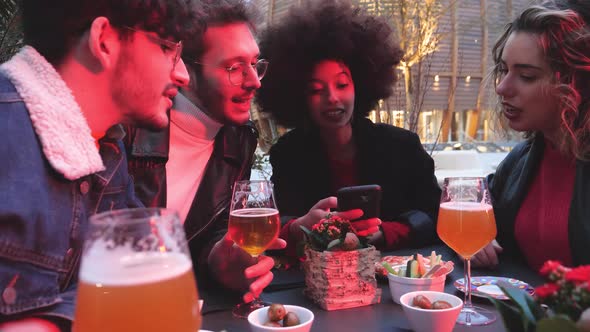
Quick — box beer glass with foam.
[228,180,280,318]
[73,208,201,332]
[437,177,497,326]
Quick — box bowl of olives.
[247,303,314,332]
[399,291,463,332]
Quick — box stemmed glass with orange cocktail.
[437,177,497,326]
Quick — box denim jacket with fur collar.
[0,47,141,322]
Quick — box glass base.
[456,306,496,326]
[232,299,269,319]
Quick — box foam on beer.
[440,201,493,211]
[80,246,192,286]
[229,207,278,217]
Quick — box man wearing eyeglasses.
[124,0,285,306]
[0,0,196,331]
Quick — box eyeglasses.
[194,59,269,86]
[122,26,183,69]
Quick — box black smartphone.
[336,184,382,221]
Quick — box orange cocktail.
[437,201,497,259]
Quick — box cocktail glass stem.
[455,255,496,326]
[463,258,473,324]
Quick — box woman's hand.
[471,239,503,268]
[288,197,339,241]
[350,217,381,237]
[289,196,381,240]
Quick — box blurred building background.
[0,0,532,180]
[250,0,532,152]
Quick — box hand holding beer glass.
[73,208,201,332]
[228,180,281,318]
[437,177,497,326]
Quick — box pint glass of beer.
[73,208,201,332]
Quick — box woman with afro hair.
[256,0,441,257]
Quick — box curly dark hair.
[181,0,263,64]
[492,0,590,160]
[255,0,403,129]
[20,0,198,66]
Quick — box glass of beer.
[73,208,201,332]
[437,177,497,326]
[228,180,280,318]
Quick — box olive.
[263,321,282,327]
[268,303,287,322]
[283,312,301,327]
[411,294,432,309]
[432,300,453,310]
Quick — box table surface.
[200,245,543,332]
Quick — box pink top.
[514,140,575,271]
[326,155,358,193]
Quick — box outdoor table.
[200,244,543,332]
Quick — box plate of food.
[376,251,453,279]
[454,276,535,300]
[375,255,412,278]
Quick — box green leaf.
[327,239,341,250]
[524,293,546,321]
[537,316,578,332]
[300,225,325,249]
[300,225,313,237]
[489,296,529,332]
[497,280,539,328]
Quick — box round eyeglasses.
[123,26,183,70]
[194,59,269,86]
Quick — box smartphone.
[336,184,382,221]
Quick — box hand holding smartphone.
[336,184,382,221]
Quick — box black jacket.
[269,118,441,248]
[123,106,258,279]
[488,135,590,266]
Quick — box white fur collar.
[0,46,104,180]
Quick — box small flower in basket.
[299,214,382,311]
[489,260,590,332]
[299,214,368,252]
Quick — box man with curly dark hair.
[256,0,441,258]
[124,0,285,312]
[0,0,195,330]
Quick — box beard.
[111,47,169,131]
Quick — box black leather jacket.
[488,135,590,266]
[270,118,441,249]
[123,114,258,279]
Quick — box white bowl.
[247,304,314,332]
[400,291,463,332]
[387,271,447,304]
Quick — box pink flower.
[535,283,560,299]
[565,266,590,284]
[540,260,563,277]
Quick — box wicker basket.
[302,246,382,311]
